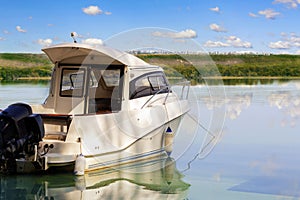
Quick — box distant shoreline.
[202,76,300,80]
[1,76,300,81]
[2,53,300,81]
[0,77,51,81]
[16,77,51,80]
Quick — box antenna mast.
[71,32,77,43]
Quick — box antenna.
[71,32,77,43]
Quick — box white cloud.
[258,9,280,19]
[0,37,5,41]
[204,40,230,47]
[152,29,197,39]
[82,38,104,47]
[269,41,291,49]
[204,36,252,48]
[209,23,227,32]
[37,38,53,47]
[289,36,300,47]
[210,6,220,13]
[16,25,27,33]
[249,12,258,17]
[289,35,300,43]
[268,33,300,50]
[280,32,288,37]
[3,30,9,34]
[82,5,102,15]
[273,0,299,8]
[226,36,252,48]
[173,29,197,38]
[105,11,112,15]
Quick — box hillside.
[1,53,300,81]
[0,53,52,80]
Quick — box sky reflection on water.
[177,80,300,199]
[1,80,300,199]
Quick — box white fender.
[74,154,86,176]
[164,127,174,156]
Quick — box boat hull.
[40,114,183,172]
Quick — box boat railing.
[171,80,191,100]
[141,80,190,109]
[141,86,170,109]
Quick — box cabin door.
[54,65,124,114]
[87,66,124,114]
[54,66,87,114]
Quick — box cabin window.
[60,68,86,97]
[102,70,120,87]
[88,68,121,88]
[148,75,168,91]
[129,72,169,99]
[88,66,123,113]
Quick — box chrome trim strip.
[88,149,165,169]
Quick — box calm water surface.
[1,80,300,199]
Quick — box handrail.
[141,80,190,109]
[174,80,190,100]
[141,86,170,109]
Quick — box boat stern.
[13,140,81,173]
[39,140,81,169]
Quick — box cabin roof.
[42,43,150,67]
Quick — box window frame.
[59,67,86,98]
[129,72,170,100]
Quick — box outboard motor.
[0,103,44,173]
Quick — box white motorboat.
[0,42,190,174]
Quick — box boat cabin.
[41,43,170,115]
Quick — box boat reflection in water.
[0,156,190,200]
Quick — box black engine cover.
[0,103,44,158]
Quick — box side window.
[130,73,169,99]
[148,76,168,91]
[136,76,151,89]
[60,68,85,97]
[130,76,152,99]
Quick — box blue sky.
[1,0,300,54]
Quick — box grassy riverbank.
[1,53,300,81]
[0,53,52,80]
[137,54,300,82]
